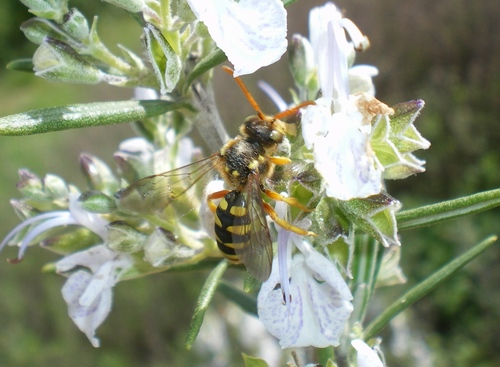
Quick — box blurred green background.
[0,0,499,366]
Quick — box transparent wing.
[234,172,273,281]
[117,153,223,217]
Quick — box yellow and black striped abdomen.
[214,191,251,263]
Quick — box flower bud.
[33,37,104,84]
[16,169,43,196]
[10,199,38,220]
[62,8,89,40]
[107,220,147,253]
[288,34,317,95]
[20,0,69,23]
[143,227,199,267]
[43,173,70,200]
[41,227,102,254]
[143,23,181,94]
[79,153,119,195]
[21,18,74,46]
[78,191,117,214]
[114,138,155,183]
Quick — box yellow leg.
[262,202,316,236]
[269,156,291,165]
[207,190,231,213]
[263,188,312,212]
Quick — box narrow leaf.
[6,59,35,72]
[363,235,497,340]
[218,281,258,316]
[350,236,382,325]
[185,260,228,350]
[184,48,227,90]
[0,100,190,136]
[397,189,500,230]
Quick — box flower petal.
[258,252,353,349]
[303,99,383,200]
[61,270,112,347]
[55,244,117,273]
[351,339,384,367]
[187,0,287,76]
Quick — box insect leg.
[263,188,312,212]
[207,190,231,213]
[262,202,316,236]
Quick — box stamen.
[0,211,70,254]
[18,214,76,259]
[277,229,293,316]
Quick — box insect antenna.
[222,66,267,120]
[273,100,315,120]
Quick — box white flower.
[0,193,108,262]
[351,339,385,367]
[258,242,353,348]
[186,0,287,76]
[258,199,353,349]
[302,2,385,200]
[56,245,133,347]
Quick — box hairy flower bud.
[33,37,104,84]
[20,0,69,23]
[78,191,117,214]
[288,34,318,96]
[107,221,147,253]
[62,8,89,40]
[79,153,120,195]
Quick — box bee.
[118,66,315,281]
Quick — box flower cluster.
[0,0,431,365]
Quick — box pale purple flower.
[56,245,133,347]
[302,2,384,200]
[258,242,353,348]
[258,200,353,348]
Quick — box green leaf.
[218,281,258,316]
[143,23,181,94]
[0,100,189,136]
[397,189,500,230]
[339,192,400,247]
[185,260,228,350]
[317,347,335,367]
[184,48,227,90]
[6,59,35,72]
[242,353,269,367]
[350,236,382,326]
[371,100,429,180]
[363,235,497,340]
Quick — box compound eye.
[269,129,283,142]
